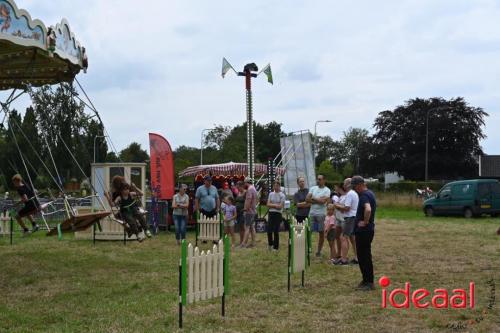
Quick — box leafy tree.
[372,97,487,179]
[204,125,231,150]
[105,152,120,163]
[317,160,342,183]
[119,142,149,162]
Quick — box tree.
[119,142,149,162]
[317,160,342,183]
[315,128,371,174]
[205,121,284,163]
[372,97,487,180]
[204,125,231,150]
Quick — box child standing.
[324,204,338,263]
[222,196,237,246]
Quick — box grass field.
[1,207,499,333]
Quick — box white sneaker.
[145,230,152,238]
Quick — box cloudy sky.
[4,0,500,154]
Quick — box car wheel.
[464,208,473,219]
[425,206,434,217]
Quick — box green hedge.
[384,181,444,193]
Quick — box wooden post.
[195,211,199,246]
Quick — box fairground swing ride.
[0,0,131,241]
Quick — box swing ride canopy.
[0,0,87,90]
[179,162,285,178]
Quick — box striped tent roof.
[179,162,284,178]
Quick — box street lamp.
[200,128,214,165]
[93,135,108,164]
[314,120,332,169]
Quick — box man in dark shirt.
[351,175,376,291]
[12,174,40,235]
[293,177,310,223]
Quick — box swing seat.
[46,211,111,236]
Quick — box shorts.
[310,215,325,232]
[224,220,235,228]
[341,217,356,236]
[244,213,256,227]
[17,205,38,218]
[234,213,244,232]
[326,228,337,242]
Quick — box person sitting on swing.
[106,176,151,238]
[114,183,150,241]
[12,174,40,235]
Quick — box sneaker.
[31,225,40,233]
[334,260,349,266]
[272,248,279,252]
[137,234,144,242]
[315,252,321,257]
[350,259,359,265]
[356,283,375,291]
[145,230,152,238]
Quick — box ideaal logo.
[379,276,475,309]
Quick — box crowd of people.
[173,172,377,291]
[294,174,377,291]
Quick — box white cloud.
[2,0,499,154]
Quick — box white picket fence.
[186,239,225,304]
[0,210,11,235]
[292,229,306,273]
[197,214,222,242]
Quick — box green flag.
[262,64,273,85]
[221,57,235,78]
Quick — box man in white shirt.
[334,178,359,265]
[306,174,331,257]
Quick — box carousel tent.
[0,0,87,90]
[179,162,285,178]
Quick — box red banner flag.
[149,133,174,200]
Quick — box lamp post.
[425,109,430,182]
[200,128,214,165]
[93,135,108,164]
[314,120,332,170]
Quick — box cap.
[244,177,253,184]
[204,175,212,181]
[351,175,365,186]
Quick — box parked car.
[423,179,500,218]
